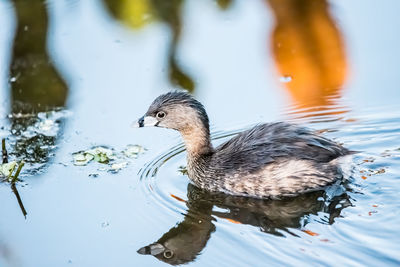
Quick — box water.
[1,0,400,266]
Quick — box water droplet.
[279,76,292,83]
[24,25,29,31]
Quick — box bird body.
[136,92,350,199]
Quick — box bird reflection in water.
[266,0,349,120]
[138,183,352,265]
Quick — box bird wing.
[213,122,348,174]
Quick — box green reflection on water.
[5,0,68,171]
[103,0,204,92]
[10,0,67,113]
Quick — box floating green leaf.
[123,144,146,158]
[111,161,128,171]
[73,153,94,166]
[0,161,17,177]
[72,145,145,173]
[73,147,115,166]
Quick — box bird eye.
[163,250,174,259]
[156,111,166,119]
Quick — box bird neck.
[181,127,215,190]
[180,126,213,158]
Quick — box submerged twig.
[11,183,27,218]
[1,138,27,217]
[7,163,17,181]
[11,161,25,184]
[2,138,8,164]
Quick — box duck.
[134,91,350,199]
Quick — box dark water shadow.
[150,0,195,92]
[0,0,69,217]
[138,183,352,265]
[0,238,19,267]
[10,0,67,113]
[6,0,68,173]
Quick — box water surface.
[0,0,400,266]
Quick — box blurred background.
[0,0,399,266]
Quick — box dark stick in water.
[1,138,27,218]
[2,138,8,163]
[11,183,27,217]
[11,161,25,184]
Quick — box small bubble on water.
[279,76,292,83]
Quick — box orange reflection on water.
[266,0,348,118]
